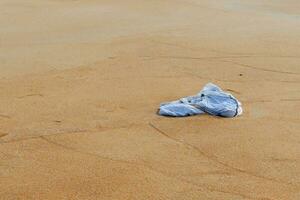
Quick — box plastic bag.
[158,83,242,117]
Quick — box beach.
[0,0,300,199]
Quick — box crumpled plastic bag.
[158,83,242,117]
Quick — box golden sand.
[0,0,300,199]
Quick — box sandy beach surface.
[1,0,300,199]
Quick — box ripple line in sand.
[144,55,300,75]
[0,129,89,144]
[0,114,10,119]
[150,40,300,59]
[148,122,295,187]
[39,136,141,165]
[0,132,8,138]
[280,98,300,102]
[143,54,300,61]
[17,93,44,99]
[222,60,300,75]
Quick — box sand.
[1,0,300,199]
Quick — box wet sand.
[1,0,300,199]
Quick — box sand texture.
[1,0,300,199]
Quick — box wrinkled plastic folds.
[158,83,242,117]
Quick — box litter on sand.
[158,83,242,118]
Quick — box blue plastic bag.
[159,83,242,117]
